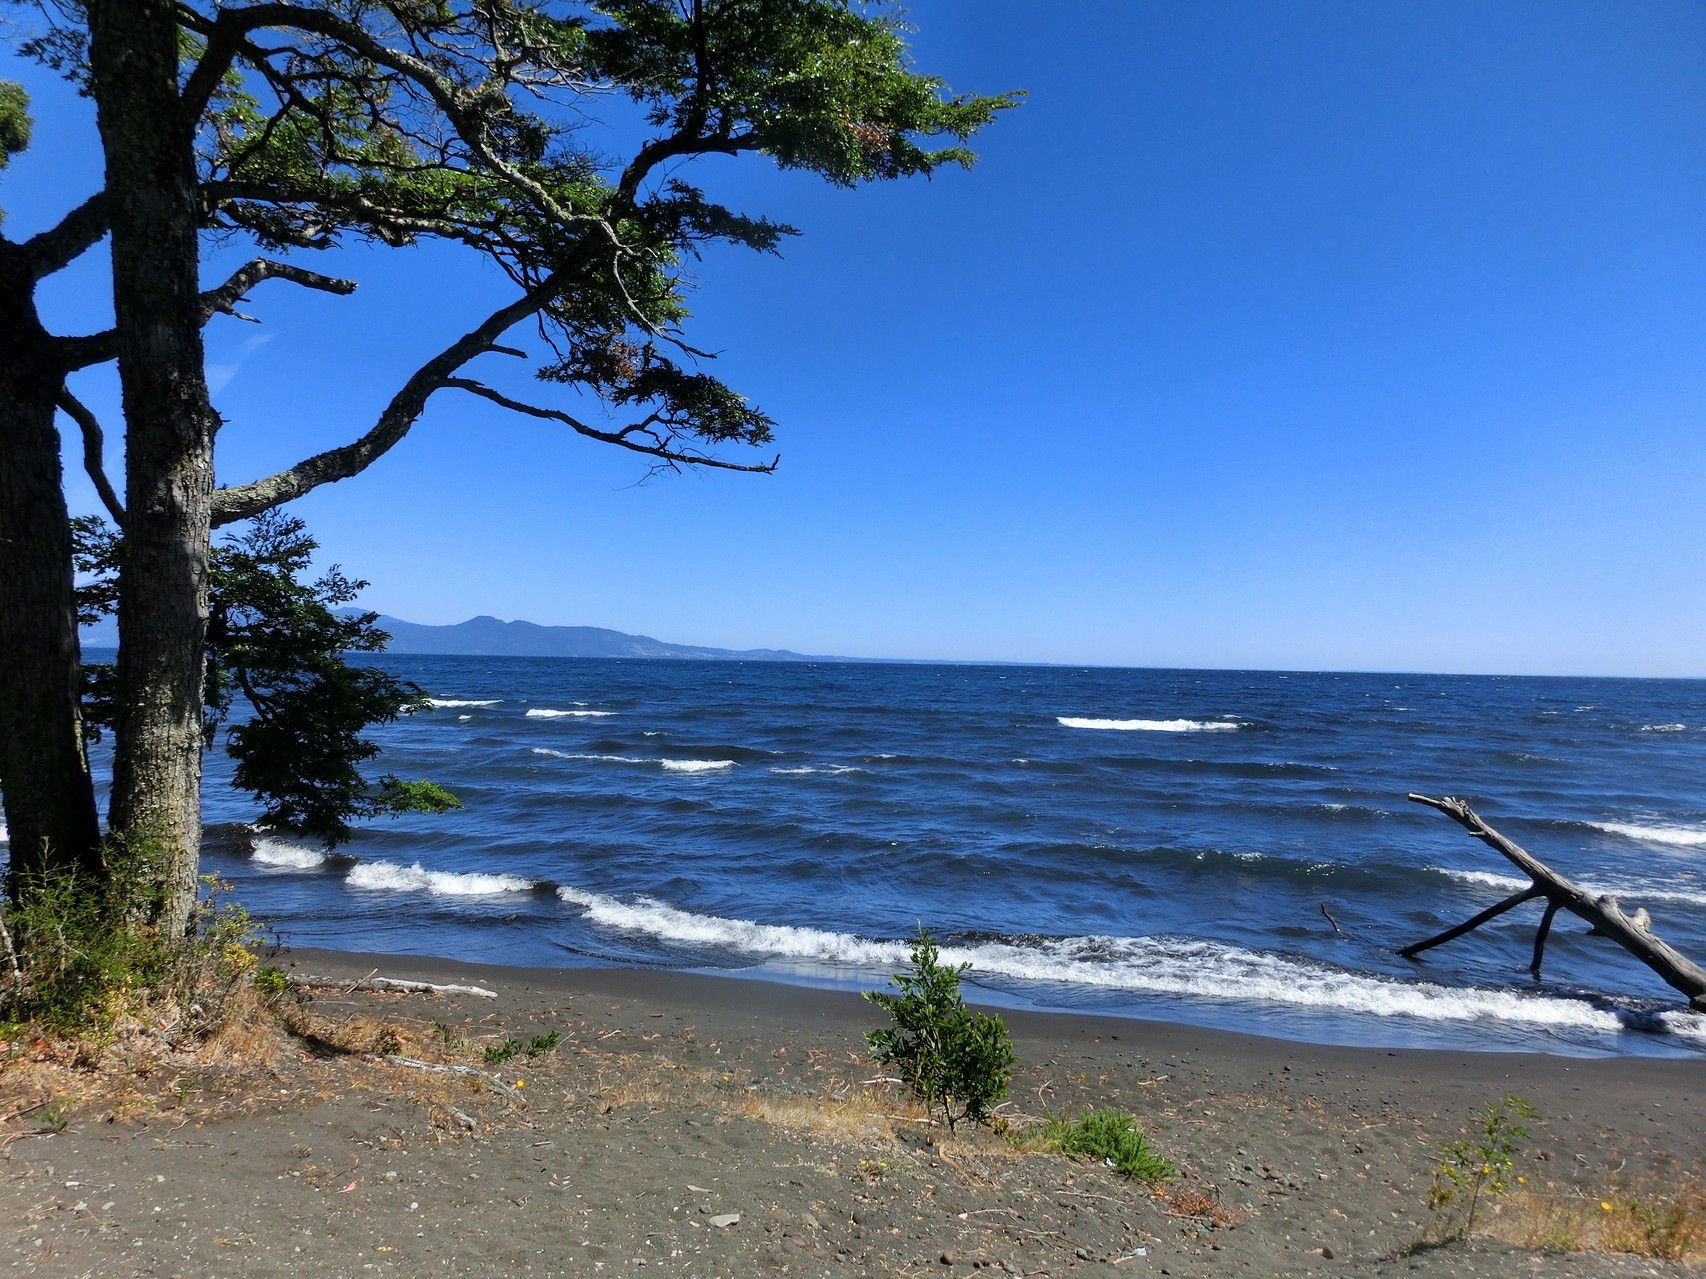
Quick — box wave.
[346,860,535,896]
[1436,866,1706,909]
[531,748,733,773]
[1641,724,1687,733]
[1058,717,1239,733]
[426,698,501,708]
[527,708,616,719]
[1588,821,1706,848]
[251,836,328,869]
[551,886,1627,1033]
[769,765,867,776]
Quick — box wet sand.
[7,948,1699,1278]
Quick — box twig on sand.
[291,974,498,1000]
[362,1054,526,1103]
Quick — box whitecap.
[1057,717,1238,733]
[1436,866,1706,909]
[526,708,616,719]
[769,765,866,776]
[1641,724,1686,732]
[426,698,501,708]
[531,749,732,772]
[346,861,534,895]
[1658,1010,1706,1043]
[1589,821,1706,848]
[250,836,328,869]
[551,888,1625,1033]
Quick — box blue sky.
[10,1,1706,675]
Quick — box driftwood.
[362,1054,526,1103]
[1404,794,1706,1011]
[289,973,498,999]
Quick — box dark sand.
[6,949,1699,1278]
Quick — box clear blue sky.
[10,1,1706,675]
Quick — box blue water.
[175,658,1706,1056]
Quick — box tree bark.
[0,255,104,893]
[88,0,219,934]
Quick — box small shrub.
[1428,1095,1540,1237]
[1035,1107,1175,1184]
[524,1030,561,1057]
[864,929,1017,1130]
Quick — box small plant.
[431,1020,466,1050]
[482,1031,558,1063]
[1428,1095,1540,1236]
[864,929,1017,1131]
[254,965,289,995]
[35,1100,72,1134]
[524,1030,561,1057]
[1034,1107,1175,1184]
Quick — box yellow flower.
[1516,1176,1525,1184]
[1600,1201,1613,1212]
[514,1080,525,1088]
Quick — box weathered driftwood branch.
[289,973,497,999]
[1405,794,1706,1011]
[362,1055,525,1103]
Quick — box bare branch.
[54,387,126,527]
[442,378,779,474]
[210,274,565,525]
[199,258,357,323]
[16,192,109,282]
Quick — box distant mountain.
[81,613,887,663]
[368,614,841,662]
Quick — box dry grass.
[1485,1173,1706,1261]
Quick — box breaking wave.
[1589,821,1706,848]
[531,748,733,772]
[250,836,328,869]
[426,698,501,708]
[1436,866,1706,909]
[1058,717,1239,733]
[526,708,616,718]
[346,861,535,896]
[769,765,868,776]
[552,887,1629,1034]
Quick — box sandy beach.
[6,949,1699,1278]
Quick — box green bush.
[0,832,281,1041]
[1427,1095,1540,1236]
[1036,1107,1175,1183]
[864,929,1017,1131]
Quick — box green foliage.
[0,834,274,1038]
[484,1030,562,1064]
[74,512,460,846]
[0,78,30,171]
[864,929,1017,1130]
[1428,1095,1541,1236]
[1032,1108,1175,1184]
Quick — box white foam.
[1058,717,1238,733]
[551,887,1624,1033]
[0,823,7,845]
[426,698,501,708]
[532,749,732,772]
[1589,821,1706,848]
[769,765,866,776]
[1437,867,1706,909]
[1641,724,1686,732]
[346,861,534,896]
[1658,1010,1706,1043]
[526,708,616,718]
[250,836,327,869]
[458,715,472,721]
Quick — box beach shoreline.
[7,945,1698,1277]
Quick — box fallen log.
[1404,793,1706,1012]
[289,973,498,999]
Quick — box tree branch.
[17,192,109,282]
[441,378,779,474]
[54,387,126,527]
[199,258,357,323]
[210,274,566,525]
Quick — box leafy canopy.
[74,513,459,846]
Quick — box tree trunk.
[0,260,104,893]
[87,0,218,935]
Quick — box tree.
[75,511,462,848]
[0,1,1015,933]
